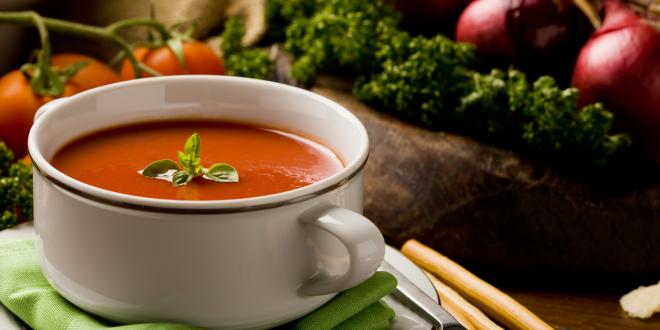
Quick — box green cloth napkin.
[288,271,396,330]
[0,239,396,330]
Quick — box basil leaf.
[172,170,193,187]
[184,133,201,160]
[193,163,204,176]
[204,163,239,183]
[139,159,180,179]
[140,133,239,187]
[178,151,192,169]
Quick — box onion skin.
[508,0,583,54]
[572,0,660,159]
[456,0,516,61]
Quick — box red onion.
[456,0,591,81]
[455,0,516,60]
[572,0,660,159]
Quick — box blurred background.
[0,0,265,72]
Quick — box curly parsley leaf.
[221,17,273,80]
[0,143,32,229]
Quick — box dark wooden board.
[310,83,660,286]
[506,288,660,329]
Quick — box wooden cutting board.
[310,77,660,286]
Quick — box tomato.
[0,71,80,157]
[120,41,225,79]
[0,53,117,157]
[51,53,120,91]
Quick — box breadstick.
[424,270,503,330]
[403,239,553,330]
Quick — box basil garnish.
[139,159,180,180]
[138,133,239,186]
[204,163,239,183]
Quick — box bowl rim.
[28,75,369,214]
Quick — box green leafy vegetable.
[181,132,203,176]
[455,68,631,163]
[284,0,400,85]
[205,163,239,183]
[220,17,273,80]
[225,49,273,80]
[354,34,476,127]
[0,143,12,177]
[0,142,32,230]
[220,17,244,57]
[185,132,201,157]
[231,0,631,165]
[140,159,179,180]
[455,69,523,138]
[172,170,193,187]
[139,133,239,186]
[264,0,319,42]
[274,0,628,163]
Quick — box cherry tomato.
[0,53,117,157]
[0,70,80,157]
[50,53,120,91]
[120,41,225,79]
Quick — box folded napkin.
[0,239,396,330]
[288,271,396,330]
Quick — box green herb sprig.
[220,17,273,80]
[284,0,400,85]
[139,133,238,186]
[0,142,32,230]
[453,68,631,164]
[262,0,631,165]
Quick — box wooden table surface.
[504,288,660,329]
[309,80,660,330]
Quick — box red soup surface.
[51,121,344,200]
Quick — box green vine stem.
[0,11,171,78]
[29,12,49,61]
[23,11,59,95]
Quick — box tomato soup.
[51,121,344,200]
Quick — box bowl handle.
[299,204,385,296]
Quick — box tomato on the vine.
[0,70,79,157]
[0,53,118,157]
[120,41,225,79]
[51,53,120,91]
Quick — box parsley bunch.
[264,0,319,42]
[253,0,632,164]
[283,0,400,84]
[276,0,629,164]
[221,17,273,80]
[354,33,476,127]
[0,142,32,230]
[455,69,631,164]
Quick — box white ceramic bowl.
[28,76,385,329]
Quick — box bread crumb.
[620,281,660,319]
